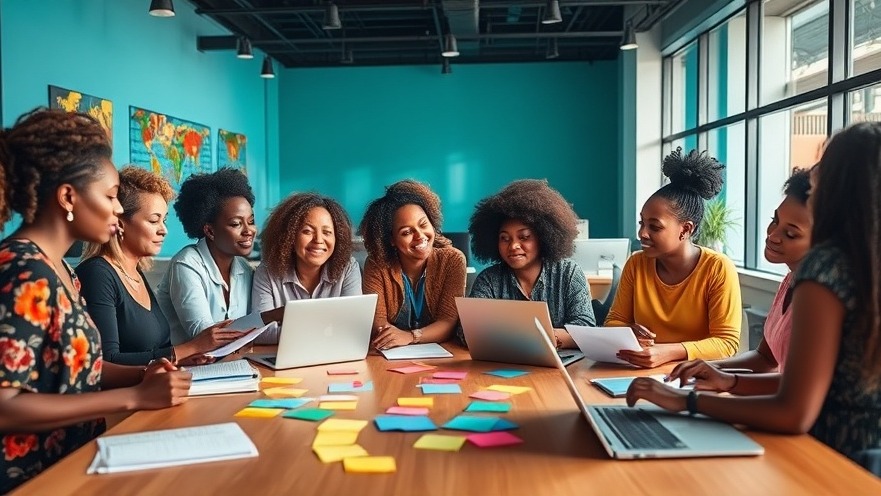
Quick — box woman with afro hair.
[606,148,742,368]
[156,168,257,346]
[359,180,466,350]
[464,179,595,349]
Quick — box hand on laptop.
[372,324,413,350]
[667,359,737,392]
[625,376,688,412]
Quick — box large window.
[852,0,881,76]
[668,42,699,135]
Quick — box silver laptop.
[532,317,764,459]
[456,297,584,367]
[247,294,377,370]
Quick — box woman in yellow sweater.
[605,148,742,368]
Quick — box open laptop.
[456,297,584,367]
[533,317,764,459]
[247,294,377,370]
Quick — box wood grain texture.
[14,345,881,495]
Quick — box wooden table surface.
[15,345,881,496]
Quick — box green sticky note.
[464,401,511,413]
[283,408,334,422]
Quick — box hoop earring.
[66,210,74,222]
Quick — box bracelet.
[686,390,700,416]
[729,373,740,393]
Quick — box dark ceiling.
[189,0,683,69]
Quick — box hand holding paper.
[565,325,642,365]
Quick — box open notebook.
[187,359,260,396]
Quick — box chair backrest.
[444,232,472,267]
[591,264,622,325]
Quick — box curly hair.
[260,192,354,281]
[358,179,450,267]
[82,166,175,270]
[0,108,111,228]
[652,147,725,239]
[174,167,255,239]
[784,167,811,205]
[469,179,579,264]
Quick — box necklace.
[111,260,142,286]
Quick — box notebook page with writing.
[188,359,257,382]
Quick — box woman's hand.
[372,325,414,350]
[625,377,689,412]
[553,328,577,349]
[617,346,673,368]
[176,354,215,366]
[630,324,656,347]
[136,361,192,410]
[668,359,736,392]
[189,320,246,353]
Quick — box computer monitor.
[571,238,631,274]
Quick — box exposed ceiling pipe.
[195,1,669,16]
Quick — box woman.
[77,167,236,365]
[155,167,256,345]
[0,109,190,493]
[605,148,742,368]
[672,170,813,394]
[251,192,362,344]
[628,122,881,469]
[359,180,466,350]
[464,179,594,349]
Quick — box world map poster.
[129,106,211,190]
[49,85,113,144]
[218,129,247,172]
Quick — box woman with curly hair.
[465,179,595,349]
[606,148,742,368]
[77,167,229,366]
[0,109,190,492]
[359,180,466,350]
[251,192,362,344]
[155,167,257,345]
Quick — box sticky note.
[398,397,433,407]
[491,419,519,431]
[484,369,528,379]
[465,401,511,413]
[419,378,460,385]
[263,387,309,398]
[469,390,511,401]
[318,419,368,433]
[442,415,501,433]
[249,398,312,409]
[343,456,396,474]
[313,444,369,463]
[386,406,430,416]
[486,385,531,395]
[260,376,303,385]
[283,408,334,422]
[433,371,468,380]
[234,407,284,418]
[312,431,359,447]
[319,394,358,402]
[328,381,374,393]
[467,432,524,448]
[389,365,435,374]
[414,434,467,452]
[374,415,438,432]
[327,368,359,375]
[419,384,462,394]
[319,401,358,411]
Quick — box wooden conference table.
[15,345,881,496]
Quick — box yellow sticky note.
[313,444,369,463]
[319,401,358,411]
[486,385,532,395]
[414,434,467,452]
[318,418,368,433]
[397,397,434,407]
[344,456,396,473]
[261,377,303,385]
[312,431,359,447]
[234,407,284,418]
[263,387,308,398]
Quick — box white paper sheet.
[227,311,265,332]
[379,343,453,360]
[565,325,643,365]
[206,324,271,358]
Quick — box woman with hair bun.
[605,148,742,368]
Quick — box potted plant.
[696,198,739,253]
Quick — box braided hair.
[652,147,725,239]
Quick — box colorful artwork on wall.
[48,85,113,144]
[218,129,247,172]
[129,106,212,190]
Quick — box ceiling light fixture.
[323,2,341,30]
[261,56,275,78]
[236,37,254,59]
[542,0,562,24]
[442,33,459,57]
[546,38,559,59]
[620,21,638,50]
[441,59,452,74]
[149,0,175,17]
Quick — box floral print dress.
[0,239,105,493]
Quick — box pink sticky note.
[467,432,524,448]
[469,390,511,401]
[389,365,435,374]
[433,371,467,380]
[419,377,460,385]
[386,406,430,416]
[327,369,359,375]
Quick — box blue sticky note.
[419,384,462,395]
[491,418,519,431]
[374,415,438,432]
[249,398,311,409]
[442,415,501,433]
[485,369,529,379]
[465,401,511,413]
[327,381,374,393]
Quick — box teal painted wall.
[0,0,276,256]
[278,61,621,241]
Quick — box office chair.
[590,264,621,325]
[444,232,472,268]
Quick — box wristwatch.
[412,328,423,344]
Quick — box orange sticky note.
[319,401,358,411]
[234,407,284,418]
[397,397,433,407]
[263,387,308,398]
[343,456,396,473]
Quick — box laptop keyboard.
[596,407,687,450]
